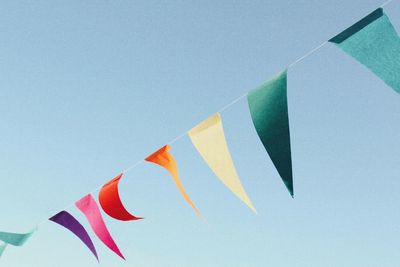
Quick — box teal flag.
[0,229,35,246]
[329,8,400,93]
[0,243,7,257]
[247,70,293,196]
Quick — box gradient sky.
[0,1,399,266]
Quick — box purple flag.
[49,211,99,261]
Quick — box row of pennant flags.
[0,7,399,262]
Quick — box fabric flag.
[247,70,294,197]
[0,229,35,258]
[49,211,98,261]
[76,194,125,260]
[0,243,6,257]
[188,113,257,213]
[329,8,400,93]
[0,229,35,246]
[145,145,202,217]
[99,173,142,221]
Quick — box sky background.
[0,0,399,266]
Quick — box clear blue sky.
[0,1,399,266]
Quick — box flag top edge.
[329,8,383,43]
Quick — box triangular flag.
[145,145,202,217]
[188,113,257,213]
[99,173,143,221]
[329,8,400,93]
[0,229,35,258]
[76,194,125,260]
[247,70,294,197]
[49,211,99,261]
[0,229,35,247]
[0,243,7,257]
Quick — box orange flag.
[145,145,202,217]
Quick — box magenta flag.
[49,211,99,261]
[75,194,125,260]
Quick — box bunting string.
[33,0,397,230]
[0,0,396,263]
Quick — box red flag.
[99,173,142,221]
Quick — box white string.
[36,0,395,228]
[382,0,394,7]
[288,41,328,68]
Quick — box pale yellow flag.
[188,113,257,213]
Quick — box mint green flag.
[247,70,293,197]
[0,229,35,246]
[329,8,400,93]
[0,229,35,258]
[0,243,7,257]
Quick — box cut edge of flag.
[329,8,383,43]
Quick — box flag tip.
[249,205,258,214]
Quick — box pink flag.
[75,194,125,260]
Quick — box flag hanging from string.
[247,70,294,197]
[188,113,257,213]
[0,229,35,258]
[0,243,6,257]
[145,145,203,217]
[0,229,35,246]
[99,173,142,221]
[329,8,400,93]
[49,211,99,261]
[76,194,125,260]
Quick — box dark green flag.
[247,70,293,197]
[330,8,400,93]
